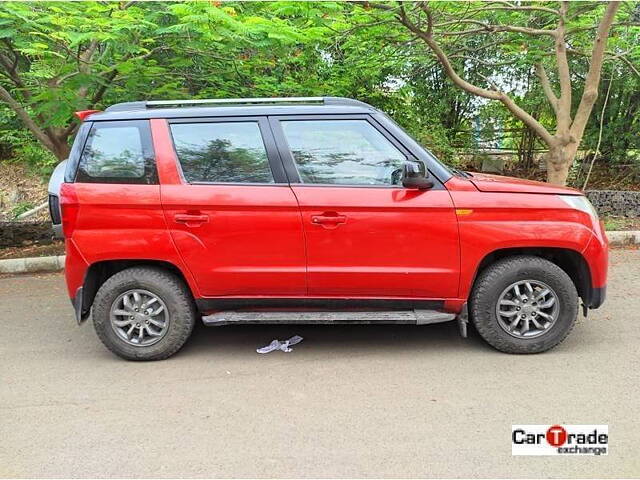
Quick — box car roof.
[86,97,379,122]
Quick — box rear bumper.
[588,286,606,309]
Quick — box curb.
[0,255,65,274]
[607,230,640,246]
[0,231,639,275]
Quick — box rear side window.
[170,122,274,184]
[76,120,156,184]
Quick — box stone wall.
[0,221,54,248]
[586,190,640,217]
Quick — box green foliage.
[602,216,640,231]
[11,201,35,218]
[582,66,640,163]
[0,1,638,184]
[0,109,56,176]
[14,141,57,177]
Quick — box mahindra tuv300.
[48,97,608,360]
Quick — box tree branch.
[62,121,80,139]
[449,54,521,68]
[436,27,497,37]
[583,71,614,190]
[534,63,559,114]
[0,84,57,154]
[358,1,394,12]
[468,2,560,16]
[615,53,640,78]
[78,40,99,75]
[567,47,640,79]
[89,69,118,107]
[570,1,621,141]
[555,1,572,133]
[397,4,555,146]
[0,41,29,94]
[567,20,640,35]
[434,19,556,36]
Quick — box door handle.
[174,213,209,226]
[311,213,347,228]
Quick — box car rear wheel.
[92,266,196,361]
[470,256,578,354]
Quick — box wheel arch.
[469,247,592,308]
[76,259,194,322]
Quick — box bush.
[0,128,58,178]
[0,108,58,178]
[10,201,35,219]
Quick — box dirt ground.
[0,241,65,260]
[0,162,49,222]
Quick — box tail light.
[48,194,61,224]
[59,183,79,238]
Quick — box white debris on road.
[256,335,304,354]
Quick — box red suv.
[51,97,608,360]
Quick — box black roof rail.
[104,96,373,112]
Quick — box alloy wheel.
[495,280,560,339]
[109,289,169,346]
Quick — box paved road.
[1,250,638,478]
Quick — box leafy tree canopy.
[0,1,638,187]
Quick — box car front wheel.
[470,255,578,354]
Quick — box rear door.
[157,117,306,297]
[270,115,460,298]
[67,120,176,263]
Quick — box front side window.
[76,120,156,184]
[281,119,408,186]
[170,122,274,183]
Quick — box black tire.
[92,266,196,361]
[470,255,578,354]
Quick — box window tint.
[170,122,274,183]
[281,119,408,186]
[76,120,156,184]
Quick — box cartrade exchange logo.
[512,425,608,456]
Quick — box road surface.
[0,249,638,478]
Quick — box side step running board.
[202,309,456,326]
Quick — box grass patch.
[603,217,640,231]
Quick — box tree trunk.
[545,141,579,186]
[52,140,71,161]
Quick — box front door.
[270,115,459,298]
[157,117,306,297]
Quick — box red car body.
[55,98,607,330]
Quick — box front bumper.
[582,224,608,309]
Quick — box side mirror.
[402,161,433,190]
